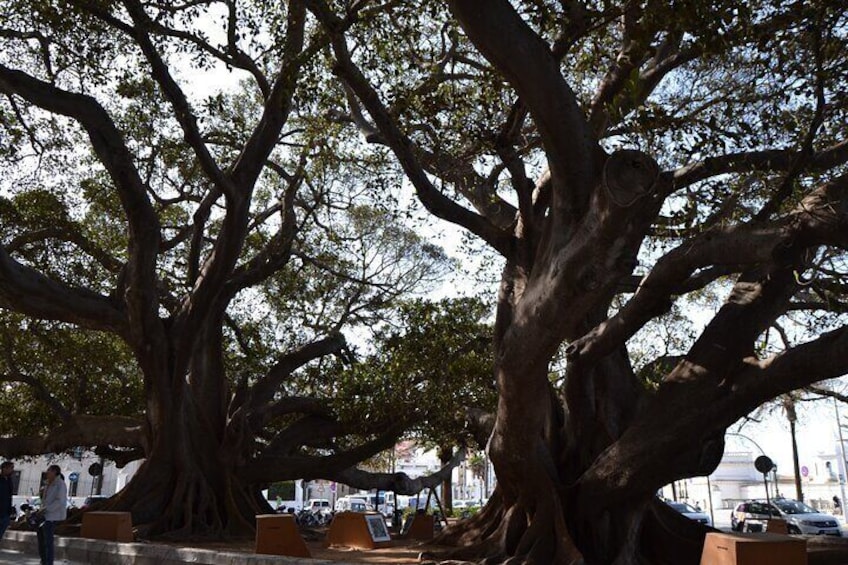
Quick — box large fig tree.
[302,0,848,562]
[0,0,460,538]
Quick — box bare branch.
[805,385,848,404]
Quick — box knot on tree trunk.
[602,149,659,207]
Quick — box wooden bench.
[326,512,391,550]
[405,513,435,541]
[701,532,807,565]
[80,511,133,543]
[255,514,310,557]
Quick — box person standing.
[0,461,14,537]
[38,465,67,565]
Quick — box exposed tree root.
[428,484,585,565]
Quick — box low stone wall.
[0,531,339,564]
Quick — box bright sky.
[729,395,847,475]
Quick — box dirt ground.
[175,531,848,565]
[172,534,449,564]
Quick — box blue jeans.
[0,514,9,537]
[37,520,56,565]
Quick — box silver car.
[772,499,841,536]
[732,499,840,536]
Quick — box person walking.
[0,461,14,537]
[37,465,67,565]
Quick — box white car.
[666,500,712,526]
[771,499,841,536]
[732,499,841,536]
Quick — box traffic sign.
[801,465,809,477]
[69,472,79,482]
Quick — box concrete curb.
[0,531,349,564]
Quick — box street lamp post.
[784,399,803,502]
[833,399,848,519]
[727,432,774,499]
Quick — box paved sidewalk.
[0,547,84,564]
[0,530,341,564]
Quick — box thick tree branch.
[261,415,343,456]
[448,0,596,222]
[225,169,300,294]
[330,447,467,495]
[121,0,236,199]
[238,425,404,483]
[93,445,145,468]
[734,326,848,400]
[246,333,347,411]
[173,3,314,357]
[0,415,146,458]
[568,174,848,363]
[0,63,163,351]
[670,139,848,191]
[0,244,128,335]
[305,0,517,258]
[337,82,518,229]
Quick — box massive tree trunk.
[87,318,267,539]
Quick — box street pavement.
[0,548,84,564]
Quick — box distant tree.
[324,297,496,494]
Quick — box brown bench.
[255,514,310,557]
[326,512,391,550]
[80,511,133,543]
[701,531,807,565]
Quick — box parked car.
[81,495,110,510]
[772,499,841,536]
[304,498,331,513]
[731,499,841,536]
[665,500,711,526]
[335,496,369,513]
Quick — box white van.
[304,498,331,513]
[335,496,369,513]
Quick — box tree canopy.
[1,0,847,561]
[0,0,484,538]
